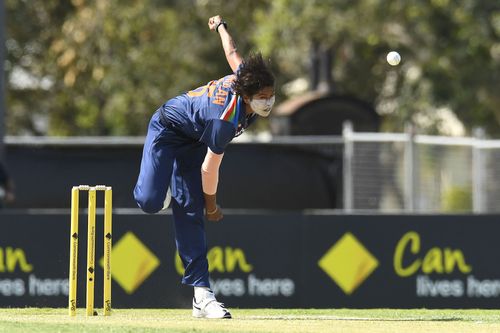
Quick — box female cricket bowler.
[133,15,275,319]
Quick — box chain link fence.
[343,123,500,213]
[4,130,499,213]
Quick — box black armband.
[216,20,227,33]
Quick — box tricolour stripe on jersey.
[220,95,238,124]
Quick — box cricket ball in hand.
[386,51,401,66]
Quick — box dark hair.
[233,53,275,97]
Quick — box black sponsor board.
[4,142,341,209]
[0,211,499,308]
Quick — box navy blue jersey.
[161,73,256,154]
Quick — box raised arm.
[208,15,243,73]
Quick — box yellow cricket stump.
[68,185,112,317]
[86,188,96,316]
[68,187,79,316]
[103,188,112,316]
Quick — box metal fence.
[4,129,500,213]
[343,123,500,213]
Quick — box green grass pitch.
[1,308,500,333]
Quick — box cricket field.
[0,308,499,333]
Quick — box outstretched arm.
[208,15,243,73]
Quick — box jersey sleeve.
[199,119,236,154]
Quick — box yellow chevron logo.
[100,231,159,294]
[318,232,378,295]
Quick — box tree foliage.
[5,0,500,136]
[253,0,500,136]
[6,0,268,135]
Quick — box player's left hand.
[208,15,223,31]
[206,205,223,222]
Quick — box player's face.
[244,86,276,117]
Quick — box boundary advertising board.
[0,212,499,308]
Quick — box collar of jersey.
[229,95,243,128]
[220,95,248,130]
[236,96,246,126]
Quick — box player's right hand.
[208,15,223,31]
[206,205,223,222]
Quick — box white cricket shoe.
[162,188,171,210]
[192,289,231,319]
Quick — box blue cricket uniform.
[134,71,256,287]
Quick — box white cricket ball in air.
[386,51,401,66]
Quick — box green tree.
[6,0,75,134]
[45,1,193,135]
[253,0,500,136]
[6,0,500,136]
[6,0,269,135]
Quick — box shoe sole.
[192,310,232,319]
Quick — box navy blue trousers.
[133,111,210,287]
